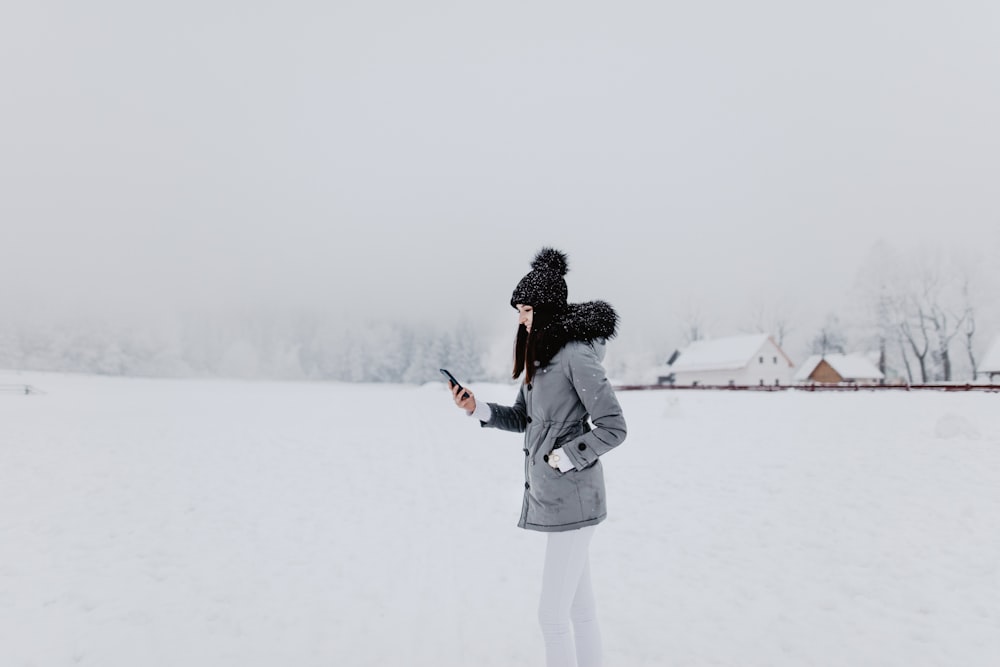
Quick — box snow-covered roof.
[795,354,884,382]
[670,334,772,372]
[980,336,1000,372]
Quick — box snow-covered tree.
[447,317,486,383]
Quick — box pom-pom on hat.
[510,247,570,310]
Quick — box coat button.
[527,384,532,391]
[543,454,549,462]
[526,416,533,423]
[525,482,530,489]
[523,449,529,456]
[578,443,587,451]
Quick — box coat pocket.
[544,421,591,474]
[550,420,590,455]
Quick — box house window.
[773,356,777,364]
[759,356,764,364]
[728,380,735,387]
[759,379,764,386]
[775,379,780,386]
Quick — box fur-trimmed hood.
[534,300,619,367]
[548,300,619,342]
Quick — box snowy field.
[2,370,999,667]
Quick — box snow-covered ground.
[2,370,999,667]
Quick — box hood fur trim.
[533,300,619,368]
[552,300,619,342]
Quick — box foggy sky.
[3,1,999,358]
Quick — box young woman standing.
[449,247,627,667]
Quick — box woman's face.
[516,304,534,333]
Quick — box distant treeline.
[0,313,495,384]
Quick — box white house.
[657,333,796,387]
[978,335,1000,383]
[794,354,884,385]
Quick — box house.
[978,336,1000,383]
[794,354,884,385]
[657,333,796,387]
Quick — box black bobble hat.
[510,247,569,310]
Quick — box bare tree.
[747,299,794,348]
[809,313,848,356]
[873,291,894,377]
[960,271,982,381]
[895,329,915,384]
[884,247,981,383]
[678,302,710,346]
[915,252,979,381]
[925,302,966,381]
[853,239,908,381]
[965,309,977,380]
[681,322,704,346]
[900,298,932,382]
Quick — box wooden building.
[795,354,884,385]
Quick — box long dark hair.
[512,307,559,384]
[512,324,534,383]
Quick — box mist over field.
[2,1,999,382]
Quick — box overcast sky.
[3,1,999,357]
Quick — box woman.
[449,247,627,667]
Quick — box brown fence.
[614,383,1000,393]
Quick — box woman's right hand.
[450,382,476,413]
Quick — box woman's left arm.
[561,341,627,470]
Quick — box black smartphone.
[440,368,470,399]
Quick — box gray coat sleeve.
[481,386,528,433]
[562,342,627,469]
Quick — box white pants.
[538,525,602,667]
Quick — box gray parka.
[482,304,627,532]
